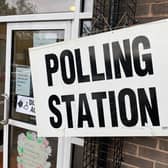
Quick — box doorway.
[2,21,84,168]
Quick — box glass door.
[3,21,74,168]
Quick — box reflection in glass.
[71,144,83,168]
[0,0,16,15]
[10,30,64,124]
[81,0,93,13]
[0,0,76,16]
[9,126,58,168]
[80,20,92,37]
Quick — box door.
[2,21,84,168]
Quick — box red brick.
[152,3,168,15]
[136,5,150,16]
[160,137,168,141]
[137,0,168,4]
[0,152,2,168]
[159,139,168,152]
[135,16,168,23]
[121,163,137,168]
[139,147,168,164]
[126,137,157,148]
[123,154,153,168]
[155,162,168,168]
[123,142,137,155]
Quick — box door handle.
[0,120,8,125]
[0,93,9,126]
[1,93,9,100]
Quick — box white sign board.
[29,19,168,137]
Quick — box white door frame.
[0,1,94,167]
[3,21,84,168]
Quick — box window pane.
[9,126,58,168]
[83,0,93,12]
[80,20,92,37]
[0,0,76,16]
[71,144,83,168]
[10,30,64,124]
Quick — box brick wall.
[121,1,168,168]
[136,0,168,23]
[122,138,168,168]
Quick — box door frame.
[0,1,94,167]
[3,21,84,168]
[4,21,71,168]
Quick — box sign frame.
[29,19,168,137]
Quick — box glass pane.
[10,30,64,124]
[71,144,83,168]
[81,0,93,12]
[0,23,6,133]
[0,0,76,16]
[80,20,92,37]
[9,126,58,168]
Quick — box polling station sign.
[29,19,168,137]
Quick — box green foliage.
[0,0,16,15]
[16,0,36,14]
[0,0,36,16]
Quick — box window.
[0,0,76,16]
